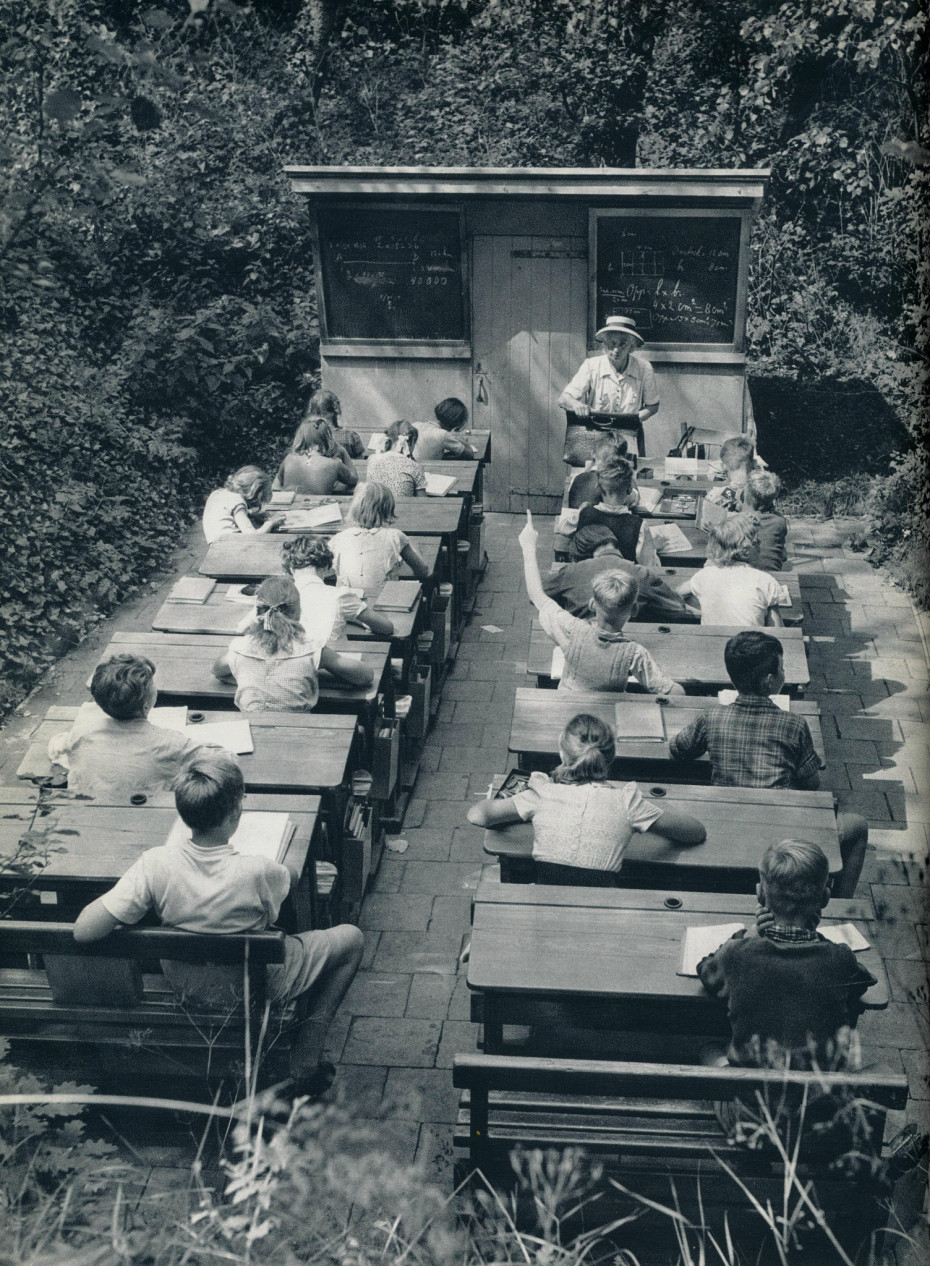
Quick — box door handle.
[475,374,489,406]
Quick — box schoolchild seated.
[697,839,876,1149]
[203,466,283,543]
[705,435,757,512]
[414,397,477,461]
[308,389,365,460]
[329,482,430,602]
[678,518,787,627]
[282,536,394,647]
[566,433,631,510]
[365,421,427,499]
[74,750,365,1099]
[669,631,868,897]
[519,511,684,695]
[575,459,649,563]
[737,470,789,573]
[48,654,202,798]
[468,713,705,886]
[544,525,689,622]
[274,418,358,496]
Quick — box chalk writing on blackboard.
[595,216,742,345]
[318,209,466,341]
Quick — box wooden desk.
[151,583,422,681]
[481,782,840,889]
[90,632,392,731]
[200,534,443,585]
[16,707,358,799]
[644,521,709,566]
[527,621,810,695]
[467,877,888,1052]
[507,688,826,778]
[275,494,464,544]
[3,792,322,931]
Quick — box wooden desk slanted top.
[200,533,443,585]
[467,874,888,1053]
[527,621,810,694]
[90,632,392,722]
[274,494,465,544]
[152,582,421,645]
[0,791,321,931]
[481,782,840,890]
[16,706,358,800]
[508,687,826,777]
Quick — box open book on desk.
[423,472,457,497]
[647,522,693,555]
[164,812,295,863]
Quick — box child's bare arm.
[646,808,707,846]
[357,606,395,639]
[74,897,123,943]
[319,646,374,689]
[213,652,234,681]
[400,542,430,583]
[467,796,522,829]
[518,512,548,611]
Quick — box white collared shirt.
[561,352,659,416]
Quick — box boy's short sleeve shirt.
[670,697,824,788]
[48,704,201,798]
[100,837,290,933]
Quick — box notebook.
[677,923,746,976]
[185,719,254,755]
[647,523,693,555]
[635,487,664,515]
[718,690,790,712]
[695,496,728,533]
[169,576,216,604]
[285,503,343,530]
[614,700,666,740]
[374,580,420,612]
[821,923,870,951]
[423,472,457,497]
[148,706,190,733]
[163,812,294,863]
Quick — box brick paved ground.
[1,511,927,1204]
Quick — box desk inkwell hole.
[664,896,683,910]
[130,793,147,806]
[657,625,671,633]
[189,711,205,724]
[649,787,667,798]
[656,695,669,706]
[664,569,676,575]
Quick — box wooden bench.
[0,920,292,1090]
[453,1053,908,1259]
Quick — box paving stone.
[405,972,457,1019]
[324,1011,351,1063]
[858,1001,927,1049]
[420,800,472,829]
[438,745,505,774]
[429,894,473,933]
[384,1066,460,1123]
[371,930,465,973]
[342,971,412,1018]
[449,824,490,861]
[348,1117,421,1164]
[360,894,434,931]
[397,861,482,896]
[398,829,454,861]
[901,1048,930,1100]
[871,886,929,925]
[359,933,381,971]
[342,1017,441,1068]
[435,1019,481,1068]
[334,1064,389,1116]
[884,958,930,1010]
[448,974,473,1021]
[414,1122,455,1188]
[370,858,406,894]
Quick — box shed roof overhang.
[285,166,769,207]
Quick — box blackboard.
[317,208,466,341]
[594,215,742,345]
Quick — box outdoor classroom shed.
[285,166,770,514]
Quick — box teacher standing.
[558,315,659,466]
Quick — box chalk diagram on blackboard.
[595,216,742,345]
[318,210,466,341]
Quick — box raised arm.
[518,511,548,613]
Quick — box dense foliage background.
[1,0,927,710]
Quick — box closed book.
[374,580,420,612]
[169,576,216,604]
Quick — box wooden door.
[471,236,588,513]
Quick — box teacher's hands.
[571,402,591,418]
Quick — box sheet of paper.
[423,472,457,497]
[664,456,703,479]
[647,523,693,554]
[614,700,665,740]
[821,922,870,952]
[148,706,189,733]
[224,584,258,605]
[678,923,746,976]
[366,432,388,453]
[186,719,253,755]
[163,812,293,863]
[550,647,565,680]
[718,690,791,712]
[777,584,792,608]
[269,489,296,505]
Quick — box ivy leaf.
[44,88,81,122]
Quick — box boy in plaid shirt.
[669,631,868,897]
